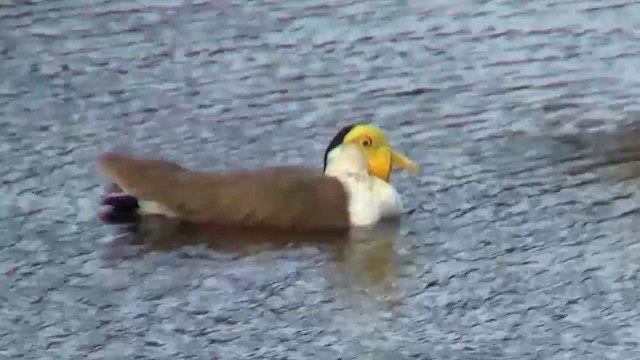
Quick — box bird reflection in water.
[105,215,404,305]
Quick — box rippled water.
[2,0,640,359]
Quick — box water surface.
[2,0,640,359]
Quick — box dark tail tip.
[99,193,140,224]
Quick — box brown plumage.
[96,152,351,231]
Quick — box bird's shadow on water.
[500,122,640,187]
[549,125,640,183]
[102,216,405,304]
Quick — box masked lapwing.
[96,122,419,231]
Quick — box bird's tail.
[98,183,140,224]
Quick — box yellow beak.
[368,146,420,182]
[390,148,420,174]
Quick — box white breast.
[324,144,404,228]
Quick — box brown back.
[96,152,351,231]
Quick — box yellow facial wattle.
[342,124,420,182]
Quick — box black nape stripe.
[322,122,367,171]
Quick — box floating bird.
[96,123,419,231]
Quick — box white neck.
[324,144,403,227]
[324,143,369,178]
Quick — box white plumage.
[324,143,404,228]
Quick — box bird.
[96,122,420,231]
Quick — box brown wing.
[95,152,350,231]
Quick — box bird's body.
[96,123,419,231]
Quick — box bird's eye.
[361,137,372,147]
